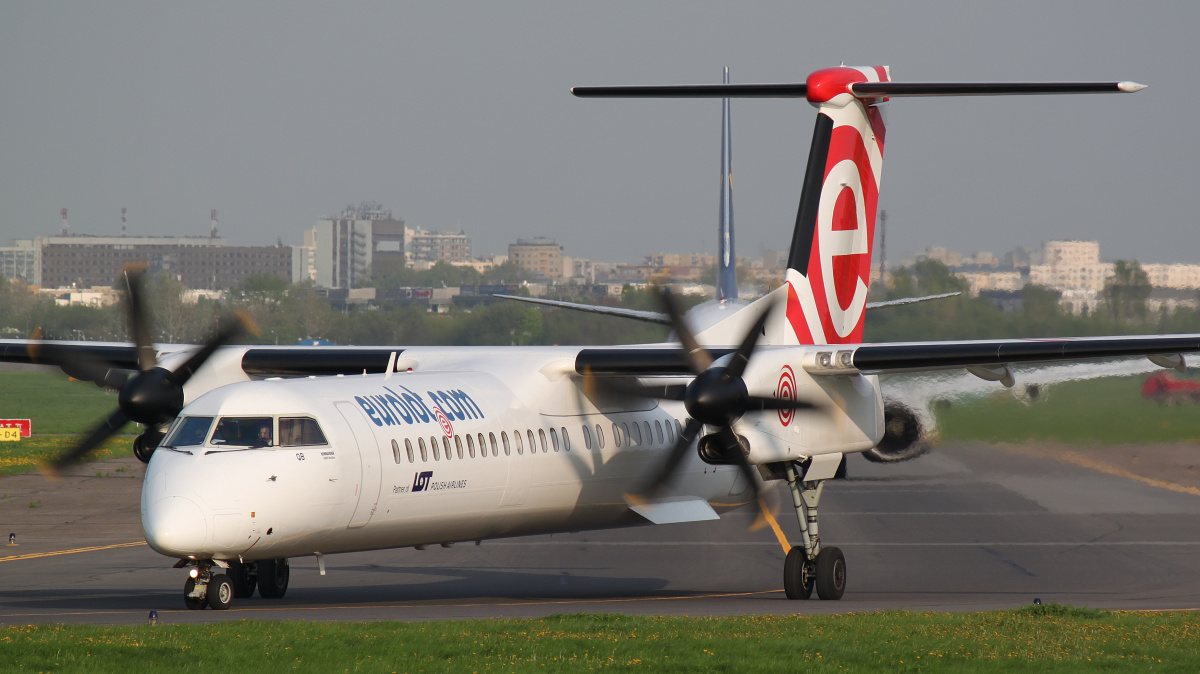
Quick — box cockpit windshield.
[163,416,214,448]
[211,417,274,448]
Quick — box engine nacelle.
[863,399,929,463]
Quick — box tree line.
[2,259,1194,348]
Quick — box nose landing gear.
[180,557,290,609]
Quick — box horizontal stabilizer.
[573,81,1145,100]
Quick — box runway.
[3,443,1199,625]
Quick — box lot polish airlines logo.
[412,471,433,492]
[354,385,483,429]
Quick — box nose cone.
[142,496,209,556]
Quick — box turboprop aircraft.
[9,65,1199,612]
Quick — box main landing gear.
[782,462,845,600]
[180,558,290,610]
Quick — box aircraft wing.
[492,294,671,325]
[573,334,1200,380]
[0,340,399,378]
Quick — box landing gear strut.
[782,462,845,600]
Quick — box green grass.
[0,371,136,475]
[933,374,1200,445]
[2,607,1198,672]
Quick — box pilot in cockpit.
[252,420,273,447]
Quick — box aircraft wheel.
[257,557,290,599]
[228,560,258,598]
[815,547,846,600]
[207,574,234,610]
[783,547,814,600]
[183,577,206,610]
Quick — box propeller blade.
[122,265,157,372]
[166,311,254,386]
[660,289,712,374]
[45,408,130,475]
[634,417,703,498]
[724,301,775,380]
[27,327,130,389]
[745,395,820,412]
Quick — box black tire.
[133,435,154,464]
[815,546,846,600]
[183,577,206,610]
[783,547,814,600]
[207,574,234,610]
[257,557,289,599]
[227,560,258,598]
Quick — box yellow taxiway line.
[0,540,146,563]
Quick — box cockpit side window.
[163,416,214,448]
[279,417,328,447]
[212,417,274,447]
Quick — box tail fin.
[716,67,737,304]
[573,69,1145,345]
[784,66,889,345]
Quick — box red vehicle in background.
[1142,372,1200,404]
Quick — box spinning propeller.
[614,291,818,507]
[31,267,252,474]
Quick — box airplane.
[9,65,1196,612]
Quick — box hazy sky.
[2,2,1195,265]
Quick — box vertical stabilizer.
[716,67,737,304]
[782,66,890,346]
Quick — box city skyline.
[2,4,1196,266]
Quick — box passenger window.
[405,438,415,463]
[628,422,640,446]
[550,427,560,452]
[489,432,498,457]
[163,416,213,448]
[561,427,571,451]
[456,435,466,459]
[644,421,653,445]
[655,420,664,444]
[596,423,605,449]
[612,422,622,448]
[665,420,675,444]
[279,417,328,446]
[502,431,511,456]
[391,439,402,464]
[211,416,273,447]
[466,433,475,457]
[418,437,428,462]
[538,428,548,453]
[527,430,536,455]
[430,436,440,461]
[583,424,593,450]
[443,436,453,460]
[514,430,523,455]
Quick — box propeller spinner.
[613,291,819,507]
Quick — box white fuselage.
[141,346,882,563]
